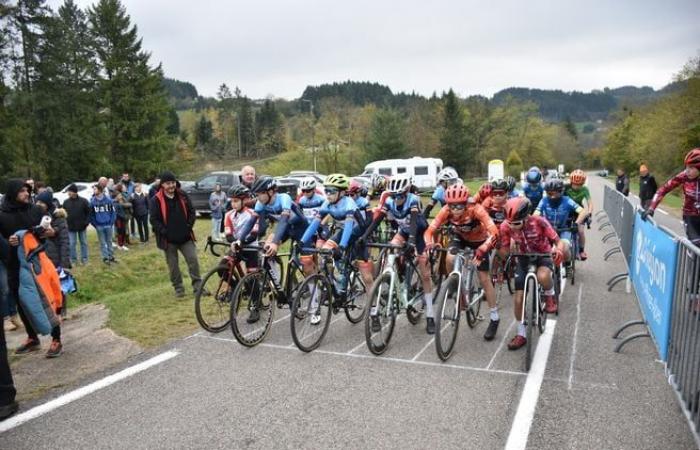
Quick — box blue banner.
[629,214,678,360]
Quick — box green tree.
[255,99,286,156]
[365,108,407,162]
[439,89,469,174]
[505,150,524,177]
[194,114,213,149]
[563,116,578,140]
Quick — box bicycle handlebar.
[508,252,553,259]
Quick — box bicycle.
[433,247,485,361]
[195,237,247,333]
[557,224,580,287]
[228,243,305,347]
[290,247,367,352]
[365,242,425,355]
[371,224,397,278]
[428,224,451,291]
[509,253,550,371]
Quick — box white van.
[363,157,443,191]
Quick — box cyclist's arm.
[424,205,448,245]
[533,198,545,216]
[408,207,420,244]
[497,222,511,259]
[271,212,291,244]
[649,173,683,211]
[301,216,322,245]
[423,200,436,218]
[237,212,260,243]
[340,214,355,248]
[361,208,386,239]
[475,204,499,251]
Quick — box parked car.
[363,157,442,192]
[286,171,326,184]
[183,171,242,213]
[275,176,326,198]
[54,182,96,206]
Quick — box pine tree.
[255,99,285,155]
[439,89,469,174]
[234,87,255,157]
[365,108,407,162]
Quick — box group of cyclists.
[214,163,594,352]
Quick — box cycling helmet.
[570,169,586,185]
[348,179,363,196]
[250,176,276,193]
[437,166,459,183]
[370,173,386,192]
[228,185,251,198]
[324,173,350,190]
[526,167,542,184]
[491,178,508,192]
[299,177,317,191]
[505,197,531,222]
[359,185,369,197]
[685,148,700,168]
[478,182,492,199]
[544,179,564,193]
[506,176,517,192]
[445,184,469,204]
[387,174,412,194]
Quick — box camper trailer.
[363,157,443,191]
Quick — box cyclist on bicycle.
[473,182,493,204]
[506,176,523,199]
[522,167,544,211]
[348,179,371,225]
[499,197,566,349]
[564,170,593,260]
[296,178,326,220]
[481,179,508,226]
[643,148,700,246]
[362,173,434,334]
[424,166,460,218]
[224,185,259,270]
[424,183,501,341]
[534,179,587,269]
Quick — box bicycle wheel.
[284,259,305,303]
[230,271,275,347]
[435,274,460,361]
[373,247,390,278]
[290,274,333,352]
[524,276,536,371]
[505,259,515,295]
[344,268,367,324]
[405,263,423,325]
[553,265,562,316]
[365,273,398,355]
[195,264,234,333]
[537,286,547,334]
[465,269,482,328]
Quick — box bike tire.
[435,274,460,361]
[344,268,367,324]
[525,276,536,372]
[465,270,482,328]
[290,274,333,352]
[365,273,397,355]
[195,264,234,333]
[506,259,515,295]
[405,263,423,325]
[230,271,274,347]
[538,285,547,334]
[373,247,390,278]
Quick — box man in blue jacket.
[90,184,117,264]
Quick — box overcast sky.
[56,0,700,99]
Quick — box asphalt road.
[0,177,695,449]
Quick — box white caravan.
[363,157,443,191]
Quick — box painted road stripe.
[568,284,584,390]
[657,208,669,215]
[0,350,179,434]
[504,320,557,450]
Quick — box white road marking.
[411,336,435,361]
[568,284,583,390]
[348,337,369,354]
[0,350,179,434]
[657,208,669,215]
[486,319,516,370]
[504,320,557,450]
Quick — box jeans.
[211,217,222,241]
[69,230,88,263]
[135,215,149,242]
[95,225,114,260]
[164,240,202,293]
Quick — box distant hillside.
[163,78,199,110]
[300,81,394,107]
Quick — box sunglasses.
[546,191,561,195]
[302,188,314,193]
[448,203,466,210]
[391,193,406,200]
[509,220,523,227]
[325,188,339,195]
[492,191,506,197]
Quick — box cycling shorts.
[684,215,700,246]
[513,256,553,291]
[448,238,489,272]
[327,228,369,261]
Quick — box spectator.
[35,181,47,196]
[150,171,202,298]
[615,168,630,197]
[62,184,91,265]
[90,184,117,264]
[35,191,67,357]
[25,179,35,203]
[638,164,658,209]
[113,184,132,251]
[0,232,18,420]
[131,183,150,243]
[241,165,256,188]
[148,178,160,199]
[209,183,226,241]
[120,173,136,238]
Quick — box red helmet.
[505,197,531,222]
[570,169,586,185]
[478,183,492,199]
[348,179,363,196]
[445,183,469,204]
[684,148,700,168]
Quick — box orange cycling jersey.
[425,203,499,247]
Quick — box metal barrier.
[667,238,700,435]
[600,185,636,290]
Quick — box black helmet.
[250,176,276,194]
[506,197,531,222]
[491,178,508,192]
[505,176,517,192]
[228,185,251,198]
[544,179,564,193]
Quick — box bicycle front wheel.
[290,274,332,352]
[465,270,482,328]
[435,274,460,361]
[524,276,536,371]
[195,265,234,333]
[230,271,275,347]
[344,269,367,324]
[365,273,397,355]
[405,263,423,325]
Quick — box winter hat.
[36,190,56,213]
[160,171,177,184]
[67,183,78,193]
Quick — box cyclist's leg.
[467,241,497,310]
[508,258,528,349]
[684,215,700,247]
[559,231,573,263]
[537,256,557,313]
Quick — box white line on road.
[347,337,369,354]
[504,320,557,450]
[0,350,179,434]
[657,208,669,215]
[411,336,435,361]
[486,319,516,370]
[568,284,584,390]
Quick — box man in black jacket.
[0,233,18,420]
[615,168,630,197]
[638,164,658,209]
[150,171,202,298]
[62,184,91,264]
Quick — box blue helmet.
[526,167,542,184]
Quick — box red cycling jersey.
[481,197,507,225]
[650,170,700,217]
[499,215,559,254]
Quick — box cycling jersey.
[425,203,498,247]
[353,195,370,225]
[499,215,559,254]
[383,193,423,233]
[535,195,583,230]
[508,188,523,199]
[480,197,507,225]
[297,193,326,219]
[431,185,446,205]
[301,196,362,248]
[224,207,257,242]
[564,184,591,207]
[238,193,308,244]
[650,170,700,217]
[522,182,544,208]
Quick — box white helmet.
[299,178,317,191]
[387,174,412,194]
[437,166,459,183]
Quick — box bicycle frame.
[370,243,422,314]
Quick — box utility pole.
[301,99,317,172]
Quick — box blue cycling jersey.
[383,193,421,233]
[535,195,583,229]
[522,182,544,207]
[508,188,523,199]
[298,193,326,219]
[239,193,307,244]
[353,195,370,225]
[431,185,446,205]
[301,196,361,248]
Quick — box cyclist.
[297,174,373,325]
[348,179,371,225]
[499,197,565,350]
[424,183,501,341]
[473,182,493,204]
[224,185,259,270]
[642,148,700,246]
[481,179,508,226]
[505,176,522,199]
[370,173,387,199]
[296,178,325,220]
[424,166,460,218]
[534,179,588,291]
[361,174,434,334]
[564,169,593,260]
[522,167,544,211]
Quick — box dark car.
[183,171,242,213]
